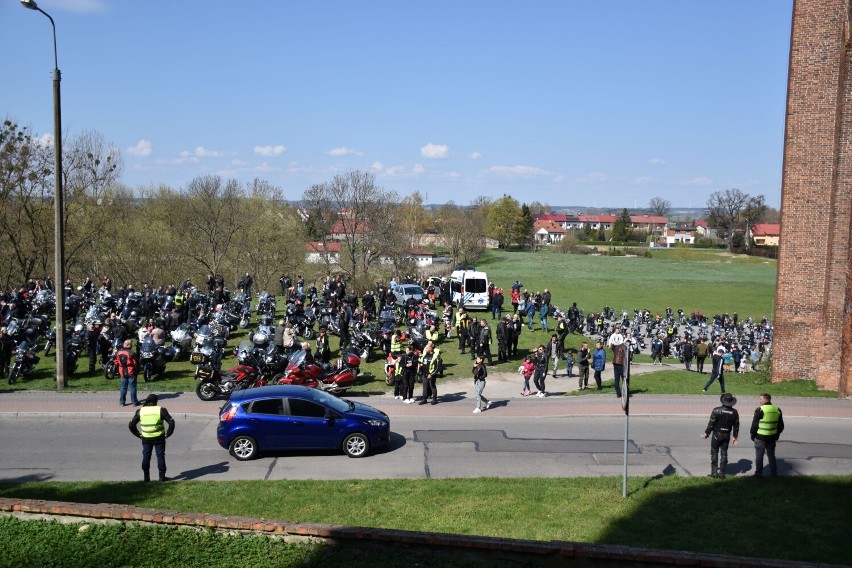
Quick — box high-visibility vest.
[139,406,165,438]
[756,404,781,437]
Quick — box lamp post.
[21,0,67,389]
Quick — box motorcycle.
[274,348,359,394]
[349,324,379,363]
[169,323,195,358]
[139,336,177,382]
[194,339,265,401]
[8,339,40,384]
[255,291,276,316]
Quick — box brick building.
[773,0,851,397]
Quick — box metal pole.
[622,346,631,498]
[22,1,67,388]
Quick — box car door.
[283,398,339,449]
[244,397,288,450]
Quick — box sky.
[2,0,793,209]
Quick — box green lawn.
[2,476,849,565]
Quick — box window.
[287,398,329,418]
[249,398,284,415]
[466,279,486,293]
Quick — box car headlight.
[364,419,386,428]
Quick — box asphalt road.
[2,414,850,483]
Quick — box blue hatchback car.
[217,385,391,460]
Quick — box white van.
[450,270,489,311]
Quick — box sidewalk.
[1,365,850,420]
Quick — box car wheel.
[195,381,218,401]
[229,435,258,461]
[343,432,370,458]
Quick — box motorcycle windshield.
[141,337,157,353]
[288,349,306,367]
[17,340,30,353]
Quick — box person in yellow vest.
[425,324,440,344]
[129,394,176,482]
[749,393,784,479]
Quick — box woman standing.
[472,356,491,413]
[591,341,606,390]
[533,345,548,397]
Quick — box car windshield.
[405,286,424,295]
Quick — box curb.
[0,497,837,568]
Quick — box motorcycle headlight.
[364,419,386,428]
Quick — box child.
[519,356,535,396]
[564,351,575,377]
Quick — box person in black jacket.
[701,393,740,479]
[129,394,176,482]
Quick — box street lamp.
[21,0,67,389]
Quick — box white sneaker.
[408,398,415,403]
[473,408,481,413]
[404,398,412,404]
[486,401,491,410]
[538,392,546,397]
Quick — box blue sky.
[3,0,792,208]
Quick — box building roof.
[534,220,566,234]
[535,213,568,223]
[408,248,435,256]
[751,223,780,237]
[330,218,369,235]
[629,214,668,224]
[578,214,617,224]
[305,241,341,253]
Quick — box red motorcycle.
[195,340,266,401]
[274,349,359,394]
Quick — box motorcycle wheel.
[143,366,152,383]
[343,432,370,458]
[104,363,116,380]
[44,342,52,356]
[195,381,218,401]
[302,326,314,339]
[8,366,19,385]
[239,317,249,329]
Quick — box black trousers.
[142,438,167,475]
[710,433,731,476]
[422,375,437,402]
[458,331,468,352]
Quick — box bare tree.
[648,196,671,218]
[303,170,399,281]
[706,188,766,250]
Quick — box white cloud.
[254,145,287,157]
[468,151,482,160]
[648,158,666,166]
[385,165,406,176]
[371,162,384,171]
[412,164,425,175]
[421,143,450,159]
[681,176,713,186]
[35,133,53,147]
[634,176,656,185]
[59,0,109,13]
[127,139,152,157]
[327,146,362,157]
[488,165,554,177]
[192,146,223,158]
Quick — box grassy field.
[9,247,826,397]
[2,475,850,565]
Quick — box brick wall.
[774,0,851,397]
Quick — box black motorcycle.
[8,339,40,384]
[286,304,316,339]
[255,291,276,316]
[139,336,177,382]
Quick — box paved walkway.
[1,362,850,420]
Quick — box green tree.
[518,204,535,250]
[486,195,522,249]
[612,208,631,242]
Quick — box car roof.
[229,384,315,403]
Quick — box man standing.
[750,393,784,478]
[611,341,627,398]
[695,337,709,373]
[129,394,176,482]
[577,342,591,390]
[701,393,739,479]
[681,337,694,371]
[495,317,508,362]
[477,321,493,365]
[114,339,139,407]
[544,334,563,378]
[455,307,470,354]
[703,347,727,393]
[556,314,568,351]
